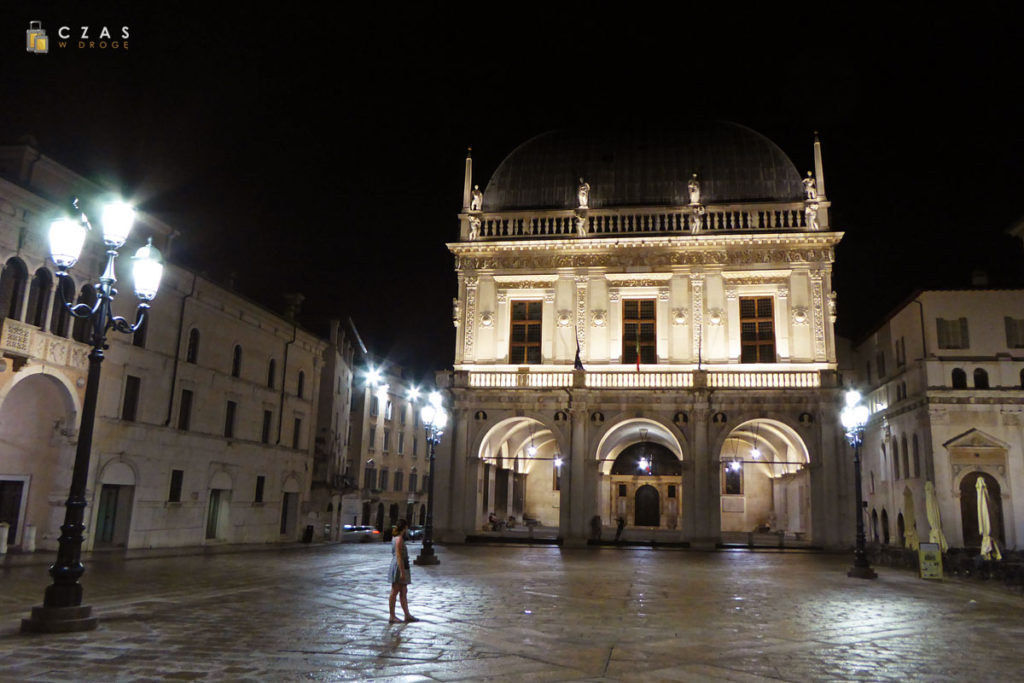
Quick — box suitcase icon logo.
[27,21,48,54]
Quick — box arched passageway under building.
[0,373,78,551]
[718,419,812,544]
[477,417,564,531]
[597,418,685,533]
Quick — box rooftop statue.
[805,202,819,230]
[468,216,481,241]
[690,204,705,234]
[470,185,483,211]
[575,214,588,237]
[688,173,701,205]
[802,171,817,200]
[577,177,590,209]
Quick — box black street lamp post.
[414,391,446,566]
[21,198,164,633]
[841,388,877,580]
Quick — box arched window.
[901,435,909,481]
[267,358,276,388]
[974,368,989,389]
[26,268,52,328]
[892,440,900,479]
[912,434,921,478]
[297,370,305,398]
[72,285,96,343]
[0,257,29,321]
[231,345,242,378]
[186,328,200,363]
[951,368,967,389]
[50,275,75,338]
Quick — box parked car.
[340,525,380,543]
[406,525,424,541]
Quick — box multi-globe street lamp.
[21,198,164,633]
[840,388,877,580]
[414,390,446,566]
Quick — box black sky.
[3,5,1023,379]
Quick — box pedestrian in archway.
[388,519,418,624]
[615,516,625,542]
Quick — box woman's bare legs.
[398,585,415,620]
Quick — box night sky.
[3,6,1023,379]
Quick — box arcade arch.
[476,416,565,529]
[0,373,77,550]
[717,419,811,540]
[595,418,684,531]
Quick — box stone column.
[561,403,589,547]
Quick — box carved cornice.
[452,240,837,272]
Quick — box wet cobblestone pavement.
[2,544,1023,681]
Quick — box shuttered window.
[740,297,775,363]
[622,300,657,364]
[1005,317,1024,348]
[936,318,970,349]
[510,301,542,364]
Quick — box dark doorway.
[0,480,24,545]
[960,472,1005,548]
[375,502,385,531]
[495,468,509,518]
[96,484,133,547]
[897,512,905,547]
[634,485,660,526]
[361,501,371,526]
[206,490,223,540]
[881,509,890,544]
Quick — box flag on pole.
[574,331,585,371]
[635,334,641,373]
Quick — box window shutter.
[936,319,948,349]
[959,318,969,349]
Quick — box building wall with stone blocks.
[0,144,353,551]
[852,289,1024,551]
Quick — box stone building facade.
[0,143,353,551]
[434,124,856,548]
[852,289,1024,550]
[344,364,429,531]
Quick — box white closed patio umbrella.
[924,481,948,553]
[977,477,1002,561]
[902,486,920,551]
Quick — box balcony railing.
[469,201,822,241]
[0,317,89,371]
[458,367,824,389]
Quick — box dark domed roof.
[482,122,804,211]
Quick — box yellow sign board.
[919,542,943,579]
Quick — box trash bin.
[0,522,9,555]
[301,525,314,543]
[23,524,36,552]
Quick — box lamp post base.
[20,605,97,633]
[847,565,878,580]
[414,544,440,566]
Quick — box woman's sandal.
[404,616,420,623]
[389,617,403,624]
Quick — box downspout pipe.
[277,323,297,444]
[164,272,198,426]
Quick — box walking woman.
[388,518,418,623]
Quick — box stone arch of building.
[953,467,1009,548]
[98,458,138,486]
[593,415,686,476]
[0,371,79,550]
[0,365,82,419]
[709,413,811,465]
[474,415,567,529]
[715,417,812,540]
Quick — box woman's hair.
[394,518,409,534]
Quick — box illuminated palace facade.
[435,123,855,548]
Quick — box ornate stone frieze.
[544,291,555,303]
[609,291,620,303]
[496,292,507,304]
[724,287,737,300]
[778,286,789,299]
[452,244,835,272]
[464,280,478,355]
[658,288,669,302]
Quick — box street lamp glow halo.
[131,238,163,301]
[49,217,87,268]
[100,202,136,248]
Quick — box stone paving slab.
[1,544,1023,681]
